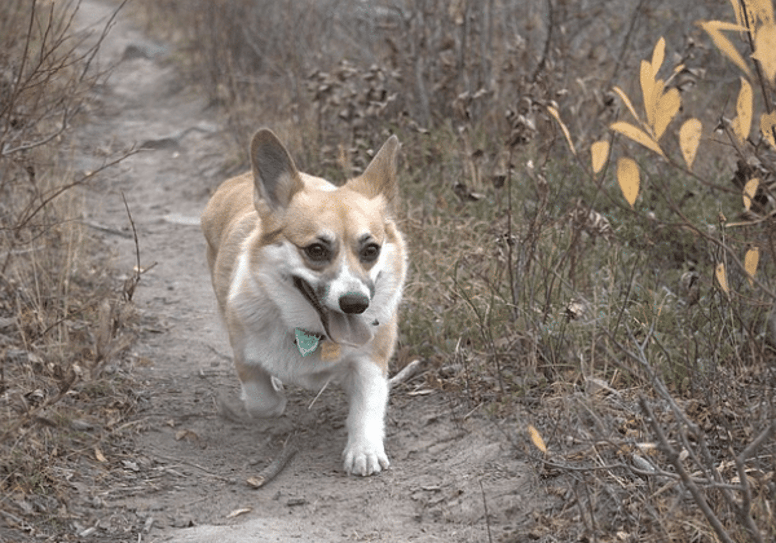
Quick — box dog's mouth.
[293,276,373,347]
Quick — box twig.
[530,0,554,83]
[121,191,141,302]
[248,445,298,489]
[150,450,234,482]
[389,358,424,387]
[638,395,735,543]
[479,479,493,543]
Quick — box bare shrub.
[0,0,138,534]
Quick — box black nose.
[339,293,369,314]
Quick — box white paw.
[342,440,390,476]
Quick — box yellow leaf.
[617,157,640,208]
[547,106,577,156]
[744,247,760,286]
[651,37,666,76]
[699,20,753,77]
[95,447,107,463]
[591,140,610,174]
[640,60,657,128]
[612,86,641,123]
[732,77,753,144]
[715,263,730,294]
[747,0,775,25]
[752,23,776,84]
[743,177,760,210]
[610,121,665,158]
[654,87,681,141]
[729,0,745,27]
[528,424,547,454]
[761,111,776,149]
[679,118,702,170]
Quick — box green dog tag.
[295,328,320,357]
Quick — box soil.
[65,2,547,541]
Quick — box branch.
[638,395,735,543]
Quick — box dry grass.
[1,1,140,537]
[135,0,776,540]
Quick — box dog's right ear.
[250,129,303,212]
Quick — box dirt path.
[73,2,541,541]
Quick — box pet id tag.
[295,328,320,357]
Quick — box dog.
[201,128,406,476]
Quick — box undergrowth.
[134,0,776,540]
[0,1,138,538]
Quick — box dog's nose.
[339,293,369,314]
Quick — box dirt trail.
[73,2,541,541]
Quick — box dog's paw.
[342,441,390,476]
[241,379,287,418]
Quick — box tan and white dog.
[201,128,406,476]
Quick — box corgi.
[201,128,406,476]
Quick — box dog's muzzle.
[293,277,374,347]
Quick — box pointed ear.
[250,128,303,211]
[348,135,400,211]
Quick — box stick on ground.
[246,446,298,489]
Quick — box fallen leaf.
[175,429,199,441]
[95,447,107,463]
[226,508,252,519]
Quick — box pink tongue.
[327,312,373,346]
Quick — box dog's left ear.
[349,135,400,211]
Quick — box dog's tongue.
[326,312,373,347]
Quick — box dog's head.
[249,129,404,347]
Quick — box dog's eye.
[304,243,330,262]
[360,243,380,263]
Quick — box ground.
[64,2,543,541]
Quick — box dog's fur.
[201,129,406,476]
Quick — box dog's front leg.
[341,359,390,476]
[235,354,287,419]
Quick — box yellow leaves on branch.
[591,140,609,174]
[679,119,702,170]
[702,2,776,85]
[617,157,640,208]
[610,37,680,162]
[743,177,760,210]
[752,23,776,85]
[732,77,753,144]
[611,122,665,158]
[761,111,776,149]
[745,247,760,287]
[699,20,752,77]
